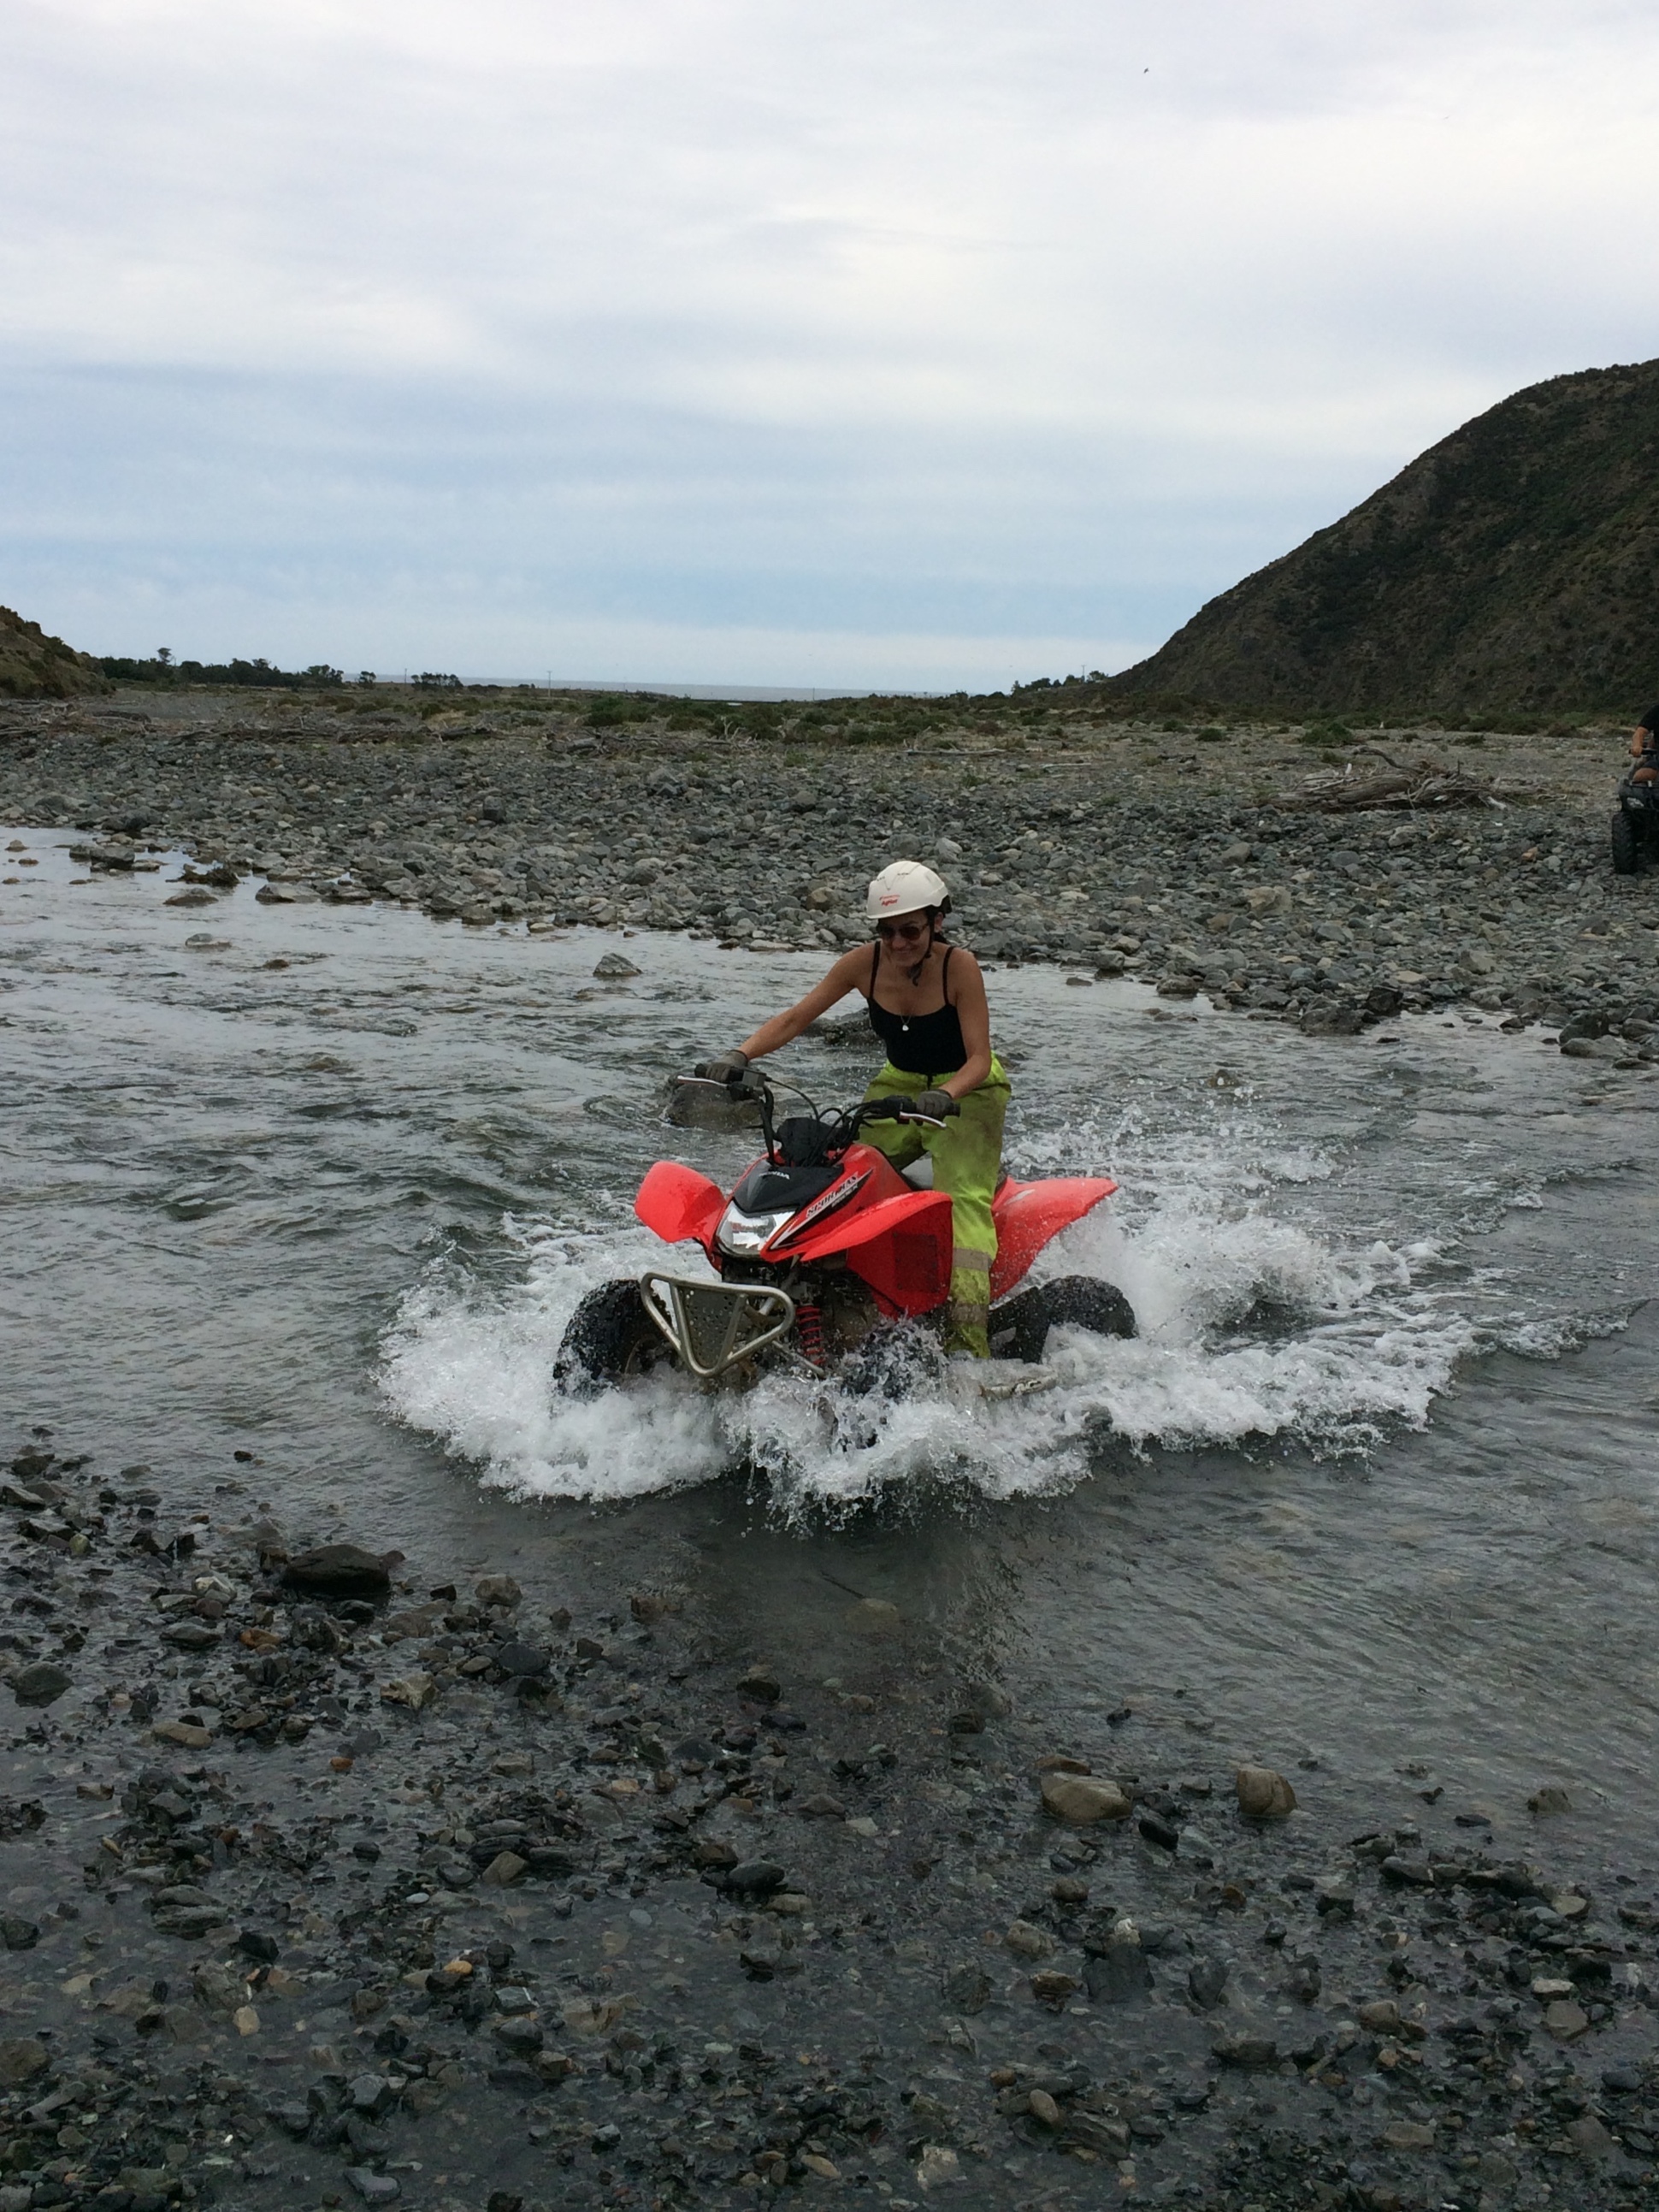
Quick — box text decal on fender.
[770,1171,870,1246]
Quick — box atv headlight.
[715,1202,794,1256]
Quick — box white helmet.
[865,859,951,923]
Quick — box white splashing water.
[380,1115,1480,1513]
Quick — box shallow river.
[5,833,1659,1863]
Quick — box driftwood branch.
[1287,757,1503,812]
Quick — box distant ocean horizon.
[401,677,952,701]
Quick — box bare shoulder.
[945,943,986,997]
[824,942,875,998]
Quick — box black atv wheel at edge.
[989,1275,1137,1363]
[839,1321,948,1400]
[553,1279,676,1393]
[1612,808,1641,876]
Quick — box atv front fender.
[635,1161,725,1255]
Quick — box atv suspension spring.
[796,1302,826,1369]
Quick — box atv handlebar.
[673,1073,952,1143]
[855,1096,951,1129]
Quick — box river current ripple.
[5,832,1659,1859]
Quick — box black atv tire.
[1612,808,1641,877]
[839,1321,947,1400]
[553,1279,675,1394]
[989,1275,1137,1363]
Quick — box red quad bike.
[553,1074,1135,1399]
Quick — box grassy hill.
[1107,359,1659,718]
[0,606,109,699]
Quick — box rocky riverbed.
[8,685,1659,2212]
[4,1432,1659,2212]
[0,686,1650,1053]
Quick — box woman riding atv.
[699,861,1007,1357]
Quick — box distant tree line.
[97,648,349,689]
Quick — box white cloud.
[3,0,1656,681]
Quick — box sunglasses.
[876,918,930,943]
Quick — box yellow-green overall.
[859,1054,1011,1357]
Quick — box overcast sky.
[3,0,1656,689]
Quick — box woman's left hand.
[911,1089,959,1120]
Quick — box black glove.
[696,1050,751,1088]
[907,1089,959,1121]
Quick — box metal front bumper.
[640,1272,796,1380]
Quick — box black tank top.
[867,943,967,1075]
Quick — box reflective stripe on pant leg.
[948,1251,992,1357]
[924,1056,1009,1357]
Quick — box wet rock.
[941,1964,991,2014]
[953,1679,1012,1724]
[475,1573,522,1606]
[1213,2031,1278,2067]
[593,951,640,979]
[1381,2120,1436,2150]
[0,2039,49,2089]
[9,1661,71,1706]
[282,1542,400,1598]
[380,1672,436,1709]
[1379,1852,1435,1887]
[736,1663,781,1702]
[846,1598,901,1633]
[348,2073,396,2115]
[915,2146,959,2191]
[153,1718,214,1748]
[1528,1783,1573,1816]
[1235,1764,1296,1817]
[343,2170,399,2202]
[723,1860,788,1898]
[1188,1958,1229,2009]
[481,1851,528,1886]
[1544,1998,1590,2040]
[1030,1969,1079,2007]
[1004,1919,1055,1960]
[1083,1937,1151,2006]
[1040,1771,1131,1824]
[1567,2114,1615,2157]
[493,1641,550,1677]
